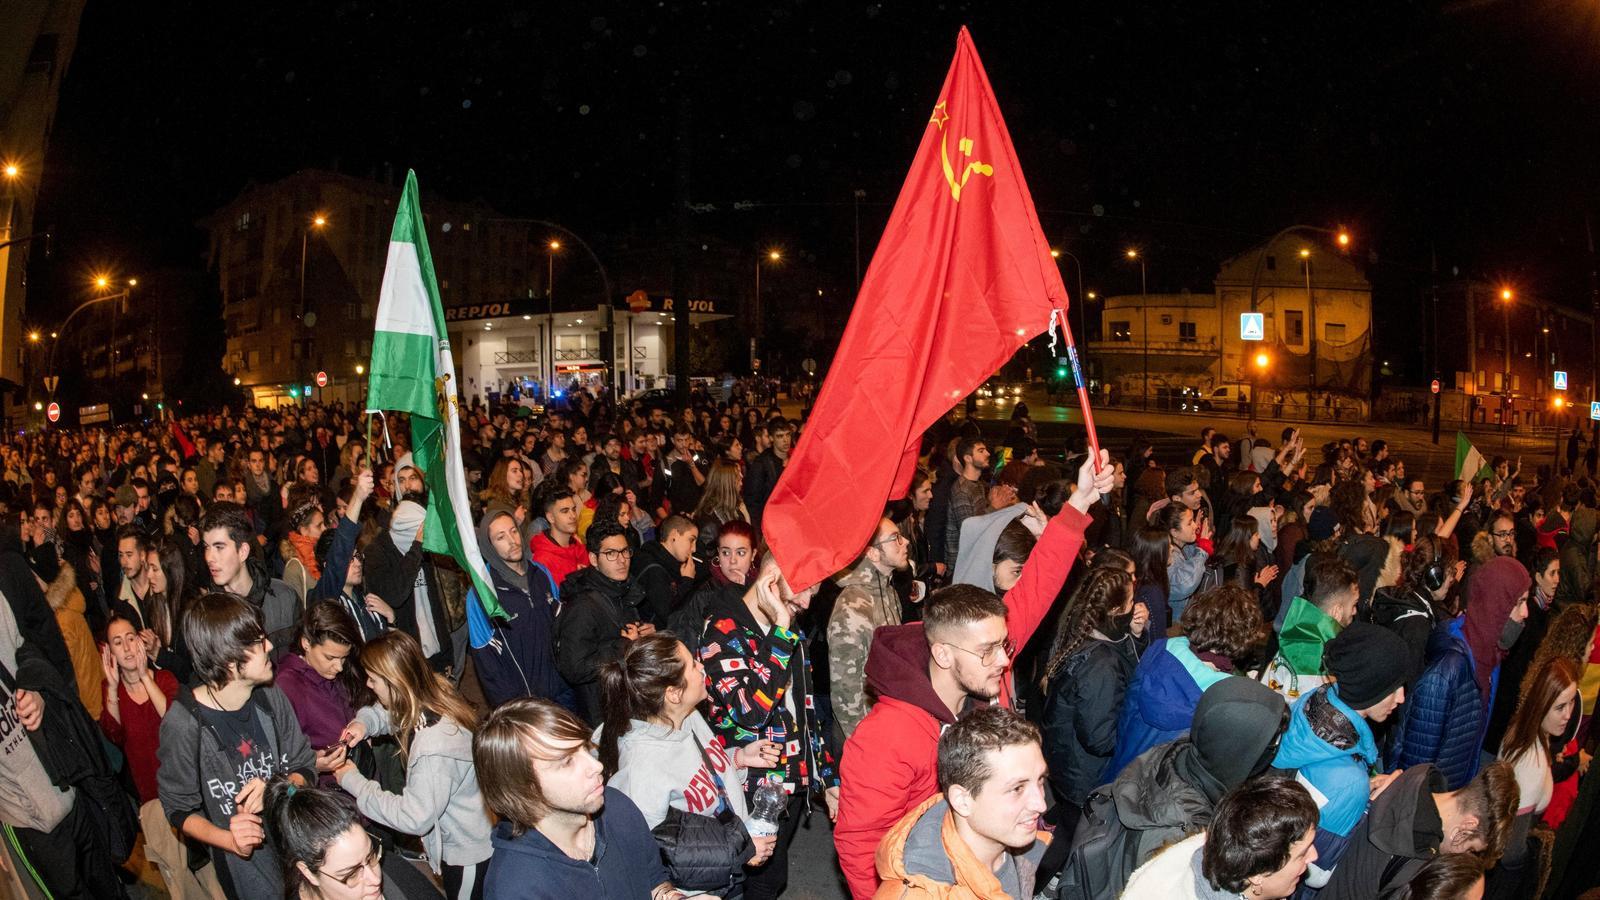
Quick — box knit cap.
[1322,621,1410,709]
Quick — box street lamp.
[1500,286,1514,443]
[299,214,329,403]
[2,163,18,180]
[753,249,782,372]
[1300,247,1318,420]
[1051,248,1090,353]
[546,239,562,398]
[1126,248,1148,410]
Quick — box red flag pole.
[1059,315,1103,471]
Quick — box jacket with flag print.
[1270,684,1379,892]
[698,582,838,801]
[834,504,1090,900]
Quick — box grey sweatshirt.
[157,685,316,900]
[601,712,751,830]
[0,595,73,833]
[337,704,493,872]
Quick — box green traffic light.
[1056,367,1068,379]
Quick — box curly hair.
[1400,533,1457,598]
[1181,583,1263,659]
[1040,566,1135,686]
[1524,604,1598,708]
[1329,480,1371,536]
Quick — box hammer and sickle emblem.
[929,100,994,202]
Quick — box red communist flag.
[763,27,1070,590]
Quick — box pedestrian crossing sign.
[1554,370,1568,391]
[1240,312,1265,341]
[1591,401,1600,421]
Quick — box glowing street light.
[312,215,327,228]
[94,275,110,290]
[1299,247,1311,259]
[1500,287,1514,302]
[1254,352,1271,369]
[233,377,242,386]
[2,163,18,179]
[768,249,782,262]
[355,364,365,375]
[1336,229,1351,248]
[27,332,39,343]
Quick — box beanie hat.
[1323,621,1411,710]
[1308,507,1338,542]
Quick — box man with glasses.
[1394,477,1428,516]
[834,450,1114,899]
[828,516,911,741]
[553,520,651,724]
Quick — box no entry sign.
[315,371,329,388]
[46,402,60,423]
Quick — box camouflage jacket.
[826,557,901,740]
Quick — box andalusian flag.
[368,171,505,646]
[1455,431,1491,481]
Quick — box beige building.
[1,1,86,420]
[1091,232,1373,415]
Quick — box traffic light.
[1055,366,1068,380]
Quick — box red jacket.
[530,530,589,590]
[833,505,1089,899]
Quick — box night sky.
[27,0,1600,380]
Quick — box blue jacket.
[1272,685,1377,890]
[483,788,668,900]
[1105,637,1231,780]
[469,561,575,711]
[1390,617,1482,790]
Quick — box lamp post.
[1051,248,1089,347]
[1500,287,1514,446]
[299,215,328,404]
[1126,249,1148,410]
[1300,248,1317,420]
[546,239,561,400]
[753,249,781,373]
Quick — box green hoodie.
[1278,596,1342,676]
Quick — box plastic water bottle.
[747,778,786,837]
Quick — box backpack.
[1051,786,1145,900]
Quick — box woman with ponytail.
[264,779,441,900]
[334,631,490,900]
[1039,565,1146,839]
[597,632,777,888]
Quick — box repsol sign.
[659,297,718,314]
[444,302,519,322]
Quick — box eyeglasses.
[945,637,1016,666]
[872,532,907,548]
[599,547,634,562]
[321,834,383,887]
[1491,529,1515,539]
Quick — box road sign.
[1430,379,1440,394]
[1590,401,1600,421]
[45,402,59,423]
[316,371,329,388]
[1240,312,1265,341]
[42,376,57,393]
[1554,370,1568,391]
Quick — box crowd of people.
[0,385,1598,900]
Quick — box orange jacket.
[872,795,1049,900]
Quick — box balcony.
[1087,337,1220,355]
[493,348,599,365]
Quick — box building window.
[248,350,261,368]
[1512,375,1521,392]
[1178,322,1197,343]
[272,348,281,364]
[1109,320,1132,342]
[1478,370,1487,387]
[1284,310,1304,345]
[1325,323,1346,342]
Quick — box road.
[962,388,1568,486]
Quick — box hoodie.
[1277,596,1342,677]
[951,502,1028,592]
[470,516,572,710]
[872,795,1048,900]
[1556,506,1596,607]
[336,704,492,873]
[1271,685,1379,887]
[274,651,354,779]
[1319,765,1446,900]
[601,712,750,830]
[483,788,668,900]
[1063,678,1288,899]
[530,529,589,589]
[1461,556,1528,703]
[1105,637,1233,781]
[835,505,1090,899]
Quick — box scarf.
[287,531,322,582]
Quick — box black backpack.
[1051,786,1145,900]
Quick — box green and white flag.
[1455,431,1490,481]
[367,171,505,643]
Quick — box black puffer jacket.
[1042,634,1139,807]
[554,566,646,723]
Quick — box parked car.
[1203,383,1253,414]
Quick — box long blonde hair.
[692,459,745,524]
[360,630,479,754]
